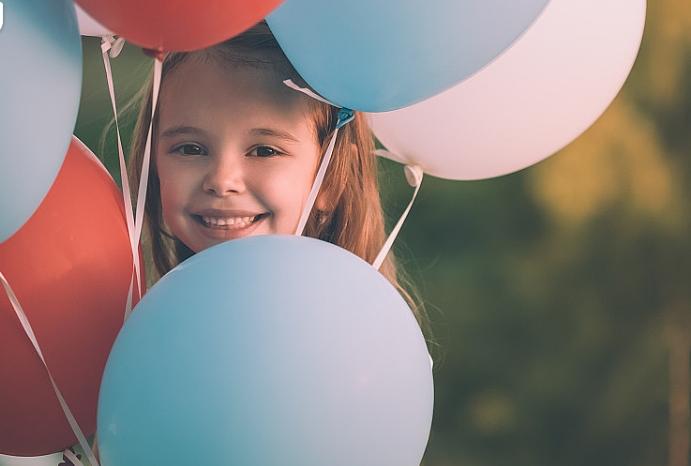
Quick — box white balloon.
[369,0,646,180]
[75,4,111,36]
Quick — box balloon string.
[100,36,140,318]
[133,58,162,246]
[283,79,420,264]
[129,57,162,305]
[283,79,339,106]
[284,80,354,236]
[0,271,99,466]
[295,126,339,235]
[100,39,161,320]
[372,159,423,270]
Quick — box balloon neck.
[336,108,355,129]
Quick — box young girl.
[127,21,428,331]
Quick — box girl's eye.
[249,146,283,158]
[174,143,206,156]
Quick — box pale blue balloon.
[0,0,81,242]
[267,0,551,112]
[98,235,433,466]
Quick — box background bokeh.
[393,1,690,464]
[1,0,689,464]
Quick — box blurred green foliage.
[388,1,691,465]
[65,1,691,465]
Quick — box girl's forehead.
[158,54,319,139]
[164,54,307,105]
[183,48,292,82]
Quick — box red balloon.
[74,0,285,51]
[0,136,144,456]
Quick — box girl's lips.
[188,209,269,240]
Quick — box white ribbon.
[100,36,140,320]
[283,81,422,269]
[372,156,423,270]
[131,58,162,298]
[295,125,341,236]
[100,37,162,319]
[0,271,99,466]
[283,78,339,106]
[285,80,354,236]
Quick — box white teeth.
[202,215,256,228]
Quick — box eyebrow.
[250,128,300,143]
[160,125,205,139]
[159,125,301,144]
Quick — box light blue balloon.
[98,235,433,466]
[267,0,551,112]
[0,0,82,242]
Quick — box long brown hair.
[128,21,428,332]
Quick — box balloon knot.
[335,108,354,129]
[142,47,165,62]
[58,447,82,466]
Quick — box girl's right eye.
[173,143,206,156]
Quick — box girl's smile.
[188,208,269,241]
[194,210,267,230]
[155,55,322,253]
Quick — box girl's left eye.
[249,146,283,158]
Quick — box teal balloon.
[0,0,82,242]
[267,0,550,112]
[98,235,433,466]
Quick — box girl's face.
[155,57,321,253]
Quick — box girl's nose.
[202,156,245,196]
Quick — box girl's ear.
[315,142,356,211]
[314,194,329,212]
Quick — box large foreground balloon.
[267,0,549,111]
[75,0,285,51]
[98,235,433,466]
[370,0,646,180]
[0,0,82,242]
[0,137,144,456]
